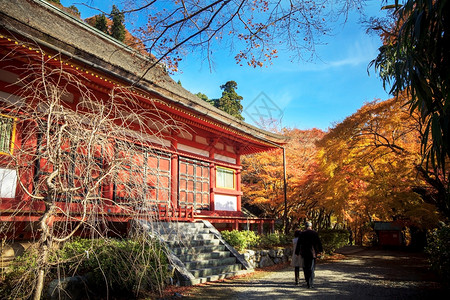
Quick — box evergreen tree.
[110,5,125,42]
[214,81,244,120]
[94,14,108,34]
[196,92,215,106]
[67,5,80,18]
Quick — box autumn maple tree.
[242,96,444,243]
[371,0,450,219]
[241,128,326,232]
[317,95,441,244]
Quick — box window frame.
[0,114,16,155]
[216,166,235,190]
[34,134,105,203]
[113,147,171,207]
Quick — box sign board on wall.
[0,168,17,198]
[214,194,237,211]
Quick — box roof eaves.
[1,0,288,146]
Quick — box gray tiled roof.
[0,0,287,147]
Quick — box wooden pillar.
[235,152,241,212]
[209,163,215,211]
[258,221,263,234]
[170,135,179,210]
[102,142,115,207]
[236,169,241,212]
[233,220,239,231]
[170,154,178,209]
[209,137,217,212]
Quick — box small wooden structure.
[374,221,404,247]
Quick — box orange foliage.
[243,95,442,237]
[318,94,441,231]
[241,128,326,229]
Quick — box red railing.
[157,204,194,221]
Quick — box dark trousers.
[294,267,300,284]
[302,257,316,287]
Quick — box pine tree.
[214,81,244,120]
[196,92,216,106]
[94,14,108,34]
[110,5,125,42]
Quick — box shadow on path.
[181,247,446,299]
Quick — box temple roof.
[0,0,288,154]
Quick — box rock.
[276,249,284,257]
[47,276,88,300]
[258,256,275,268]
[268,249,277,258]
[246,249,256,256]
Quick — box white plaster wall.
[0,168,17,198]
[215,194,237,211]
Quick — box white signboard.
[215,194,237,211]
[0,168,17,198]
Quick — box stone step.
[179,251,231,262]
[166,238,221,248]
[191,269,250,285]
[160,233,216,242]
[171,244,227,256]
[183,257,237,269]
[190,264,243,278]
[152,221,206,231]
[161,228,211,235]
[137,220,253,286]
[154,226,210,235]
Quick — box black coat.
[294,229,323,258]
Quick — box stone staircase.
[137,220,253,285]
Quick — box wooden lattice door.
[178,157,210,210]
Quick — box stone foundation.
[241,247,293,268]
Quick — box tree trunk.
[34,244,48,300]
[34,202,55,300]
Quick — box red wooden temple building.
[0,0,287,241]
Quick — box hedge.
[319,229,350,254]
[426,224,450,286]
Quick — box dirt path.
[180,247,446,299]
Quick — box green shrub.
[56,237,169,297]
[221,230,294,251]
[259,232,293,248]
[279,232,294,245]
[221,230,261,251]
[1,237,168,298]
[240,230,261,248]
[260,233,280,248]
[426,225,450,285]
[319,229,350,254]
[0,246,40,299]
[221,230,248,251]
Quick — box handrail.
[158,204,194,222]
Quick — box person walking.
[291,230,303,285]
[295,221,323,288]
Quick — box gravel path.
[183,247,446,299]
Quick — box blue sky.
[62,0,391,131]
